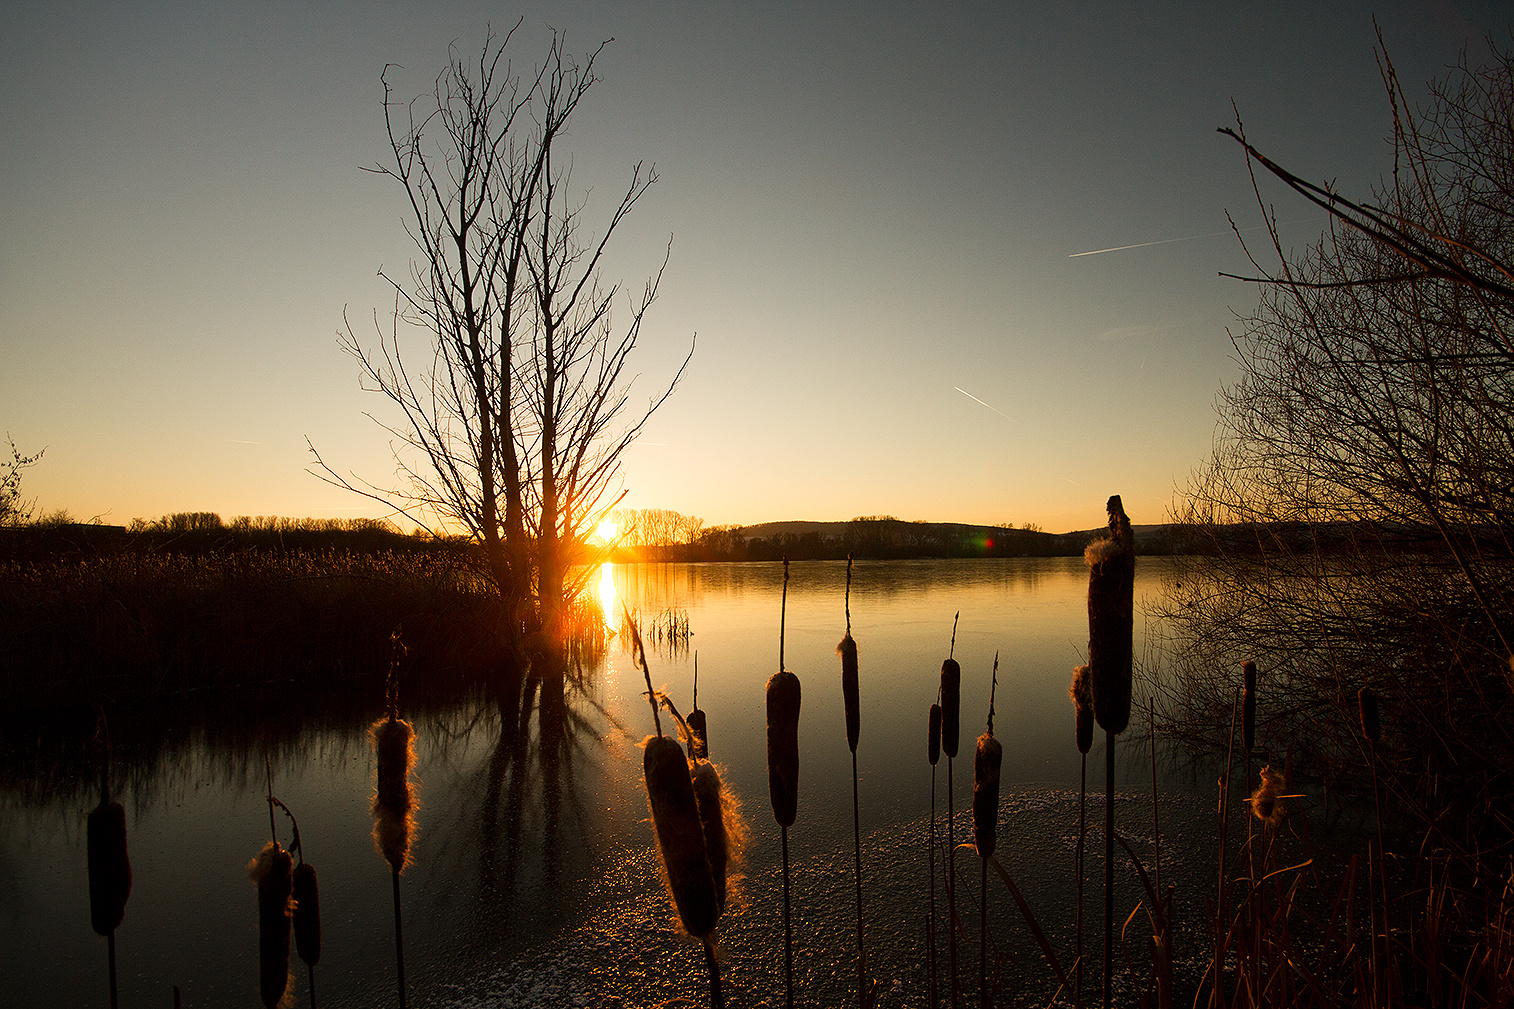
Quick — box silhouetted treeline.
[613,516,1200,562]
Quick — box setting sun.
[595,518,618,543]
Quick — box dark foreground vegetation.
[0,513,513,717]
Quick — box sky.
[2,2,1509,534]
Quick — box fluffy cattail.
[692,759,740,913]
[372,716,417,873]
[766,670,802,827]
[928,703,942,765]
[645,734,719,939]
[87,800,131,937]
[838,633,860,753]
[247,841,293,1009]
[1249,764,1285,825]
[1069,665,1093,755]
[1358,687,1380,744]
[1086,495,1134,735]
[973,733,1003,858]
[940,659,961,759]
[292,861,320,968]
[1242,661,1257,754]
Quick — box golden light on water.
[597,562,617,620]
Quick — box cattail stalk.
[974,655,1002,1009]
[631,616,723,1006]
[1086,495,1133,1009]
[941,612,962,1007]
[689,653,709,760]
[1360,686,1393,1008]
[87,794,130,1009]
[372,713,416,1009]
[247,840,293,1009]
[768,558,801,1009]
[1069,665,1093,1009]
[837,554,865,1005]
[293,860,321,1007]
[928,700,942,1009]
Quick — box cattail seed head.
[247,840,293,1009]
[940,659,961,759]
[644,734,719,939]
[1249,764,1285,825]
[687,707,709,760]
[766,670,801,827]
[292,861,320,968]
[87,800,131,936]
[928,703,942,766]
[1358,687,1380,744]
[973,731,1003,858]
[692,759,739,914]
[1085,495,1134,735]
[1069,665,1094,755]
[838,632,860,753]
[371,716,417,873]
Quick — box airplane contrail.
[1069,222,1274,258]
[955,386,1014,422]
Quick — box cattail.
[1086,495,1134,735]
[940,659,961,760]
[87,800,131,937]
[838,633,860,753]
[928,703,942,765]
[973,733,1002,858]
[1249,764,1285,825]
[767,670,802,827]
[1069,665,1093,755]
[688,708,709,761]
[247,840,293,1009]
[692,759,737,914]
[645,733,720,939]
[689,653,709,760]
[1242,660,1257,754]
[371,716,417,873]
[1359,687,1380,744]
[293,861,320,968]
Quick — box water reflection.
[3,557,1211,1009]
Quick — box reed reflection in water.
[1,557,1211,1007]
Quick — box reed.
[837,554,869,1006]
[1085,494,1133,1009]
[974,655,1002,1009]
[767,558,801,1009]
[928,700,942,1009]
[87,794,130,1009]
[247,840,293,1009]
[1360,685,1394,1008]
[293,861,321,1006]
[689,653,709,760]
[629,616,724,1007]
[1069,664,1093,1009]
[941,612,962,1006]
[372,629,416,1009]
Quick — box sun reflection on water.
[597,562,617,622]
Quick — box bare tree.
[0,435,43,526]
[1166,36,1514,843]
[317,26,691,646]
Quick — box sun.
[595,518,618,544]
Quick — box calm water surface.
[3,557,1215,1008]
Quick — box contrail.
[1069,223,1273,258]
[955,387,1014,422]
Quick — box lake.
[1,556,1220,1008]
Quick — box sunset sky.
[2,2,1508,533]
